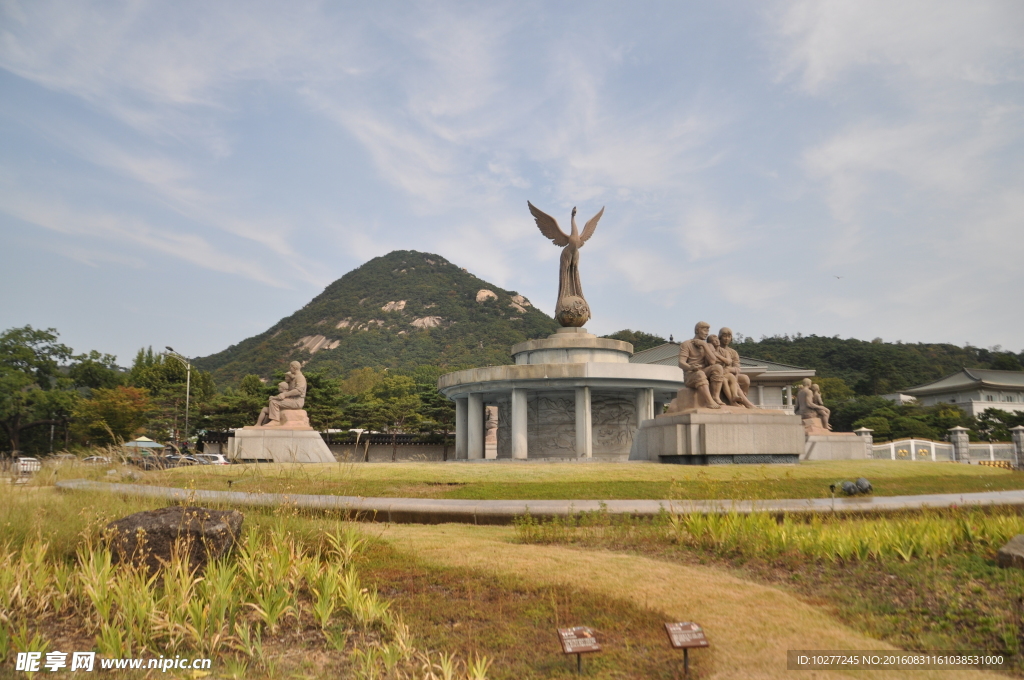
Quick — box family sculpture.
[255,360,307,427]
[528,201,605,327]
[795,377,832,431]
[676,321,755,410]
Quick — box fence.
[870,438,1019,465]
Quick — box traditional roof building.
[629,343,815,411]
[901,368,1024,416]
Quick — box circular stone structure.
[438,327,686,461]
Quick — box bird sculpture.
[527,201,604,327]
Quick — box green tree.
[603,330,667,353]
[127,347,214,442]
[73,386,151,445]
[68,351,124,390]
[411,365,456,459]
[0,326,77,455]
[365,375,422,461]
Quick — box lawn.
[134,459,1024,501]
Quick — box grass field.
[133,459,1024,501]
[5,458,1020,678]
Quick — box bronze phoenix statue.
[527,201,604,327]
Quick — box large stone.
[106,506,243,573]
[997,535,1024,569]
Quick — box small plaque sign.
[558,627,602,654]
[665,622,708,649]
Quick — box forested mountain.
[735,334,1023,395]
[195,251,559,385]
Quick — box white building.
[629,343,815,411]
[901,368,1024,417]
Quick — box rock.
[856,477,873,494]
[840,481,858,496]
[106,506,243,574]
[997,535,1024,569]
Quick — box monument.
[438,205,686,460]
[795,378,866,461]
[528,202,604,327]
[630,322,807,464]
[227,361,336,463]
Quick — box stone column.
[757,385,764,406]
[635,388,654,424]
[784,385,792,407]
[455,397,468,460]
[1011,425,1024,468]
[575,386,592,458]
[467,393,484,460]
[854,427,873,459]
[511,388,528,460]
[949,425,970,462]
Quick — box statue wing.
[528,201,569,247]
[580,206,604,244]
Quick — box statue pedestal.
[230,411,336,463]
[803,433,866,461]
[629,410,805,464]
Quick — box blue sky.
[1,0,1022,364]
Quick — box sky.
[1,0,1022,365]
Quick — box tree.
[127,347,214,442]
[68,351,124,390]
[411,365,455,459]
[603,329,667,353]
[367,375,421,461]
[73,386,150,445]
[0,326,76,455]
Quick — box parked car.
[195,453,230,465]
[164,455,200,467]
[82,455,112,465]
[129,454,166,470]
[15,457,41,474]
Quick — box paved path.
[55,479,1024,524]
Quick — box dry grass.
[370,523,1003,680]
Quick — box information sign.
[665,622,709,649]
[557,627,602,654]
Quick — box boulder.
[997,535,1024,569]
[106,506,243,573]
[856,477,873,494]
[840,481,858,496]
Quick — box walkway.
[55,479,1024,524]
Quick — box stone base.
[800,416,832,436]
[660,454,800,465]
[629,411,805,464]
[229,428,336,463]
[803,433,867,461]
[249,409,311,429]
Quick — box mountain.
[195,251,559,385]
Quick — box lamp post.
[165,347,192,448]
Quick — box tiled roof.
[629,342,813,372]
[904,368,1024,395]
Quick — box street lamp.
[165,347,192,448]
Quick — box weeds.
[515,505,1024,564]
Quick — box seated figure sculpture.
[794,378,831,432]
[708,329,755,408]
[255,361,307,427]
[677,321,724,409]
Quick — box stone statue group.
[677,321,754,409]
[675,321,832,430]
